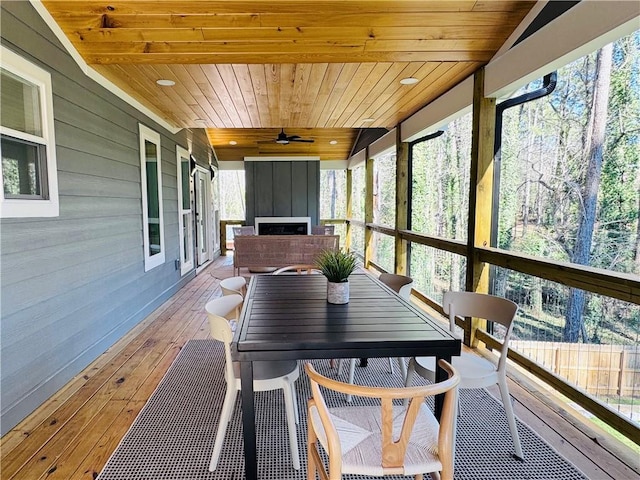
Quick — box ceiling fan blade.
[289,138,314,143]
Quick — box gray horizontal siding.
[0,2,213,434]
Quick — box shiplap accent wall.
[245,161,320,227]
[0,2,214,434]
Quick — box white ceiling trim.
[320,160,349,170]
[29,0,181,135]
[491,0,550,60]
[244,156,320,162]
[369,128,397,158]
[401,77,473,143]
[217,161,245,170]
[348,149,367,169]
[485,1,640,98]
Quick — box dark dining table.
[230,271,461,479]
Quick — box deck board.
[1,254,635,480]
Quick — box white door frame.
[176,146,195,275]
[194,165,213,267]
[211,164,221,254]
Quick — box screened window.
[496,31,640,278]
[350,165,365,221]
[372,150,396,227]
[349,164,366,256]
[0,46,58,217]
[410,113,472,240]
[219,170,246,220]
[320,169,347,219]
[139,124,165,271]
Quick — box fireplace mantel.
[254,216,311,235]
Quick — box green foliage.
[498,30,640,278]
[315,249,357,283]
[218,170,246,220]
[373,151,396,227]
[351,165,366,220]
[320,169,347,219]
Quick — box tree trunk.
[563,44,613,342]
[635,175,640,271]
[329,169,336,218]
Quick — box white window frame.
[139,123,165,271]
[176,145,194,275]
[0,46,59,218]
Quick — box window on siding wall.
[0,46,58,218]
[139,124,165,271]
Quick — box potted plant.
[315,249,358,304]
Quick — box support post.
[466,68,496,347]
[345,168,353,252]
[364,154,374,268]
[395,128,409,275]
[220,220,228,255]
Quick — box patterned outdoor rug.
[98,340,587,480]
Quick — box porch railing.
[334,218,640,444]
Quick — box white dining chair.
[205,294,301,471]
[220,275,247,297]
[340,273,414,402]
[404,290,524,461]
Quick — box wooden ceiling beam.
[54,12,525,30]
[70,26,516,43]
[43,1,482,16]
[83,51,494,64]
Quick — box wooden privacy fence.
[511,341,640,397]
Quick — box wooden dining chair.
[305,360,459,480]
[232,225,255,236]
[340,273,414,401]
[312,225,335,235]
[205,295,301,471]
[404,291,524,461]
[273,264,322,275]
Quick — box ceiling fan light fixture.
[329,140,338,145]
[156,79,176,87]
[400,77,419,85]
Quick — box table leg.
[240,361,257,480]
[434,355,451,419]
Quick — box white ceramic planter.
[327,281,349,304]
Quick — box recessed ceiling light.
[229,140,237,145]
[156,79,176,86]
[400,77,419,85]
[362,118,374,123]
[329,140,338,145]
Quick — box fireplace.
[254,216,311,235]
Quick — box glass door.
[176,146,194,275]
[195,167,211,265]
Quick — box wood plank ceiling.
[42,1,535,161]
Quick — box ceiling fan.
[262,128,315,145]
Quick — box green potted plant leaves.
[315,249,358,304]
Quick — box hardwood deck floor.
[1,254,637,480]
